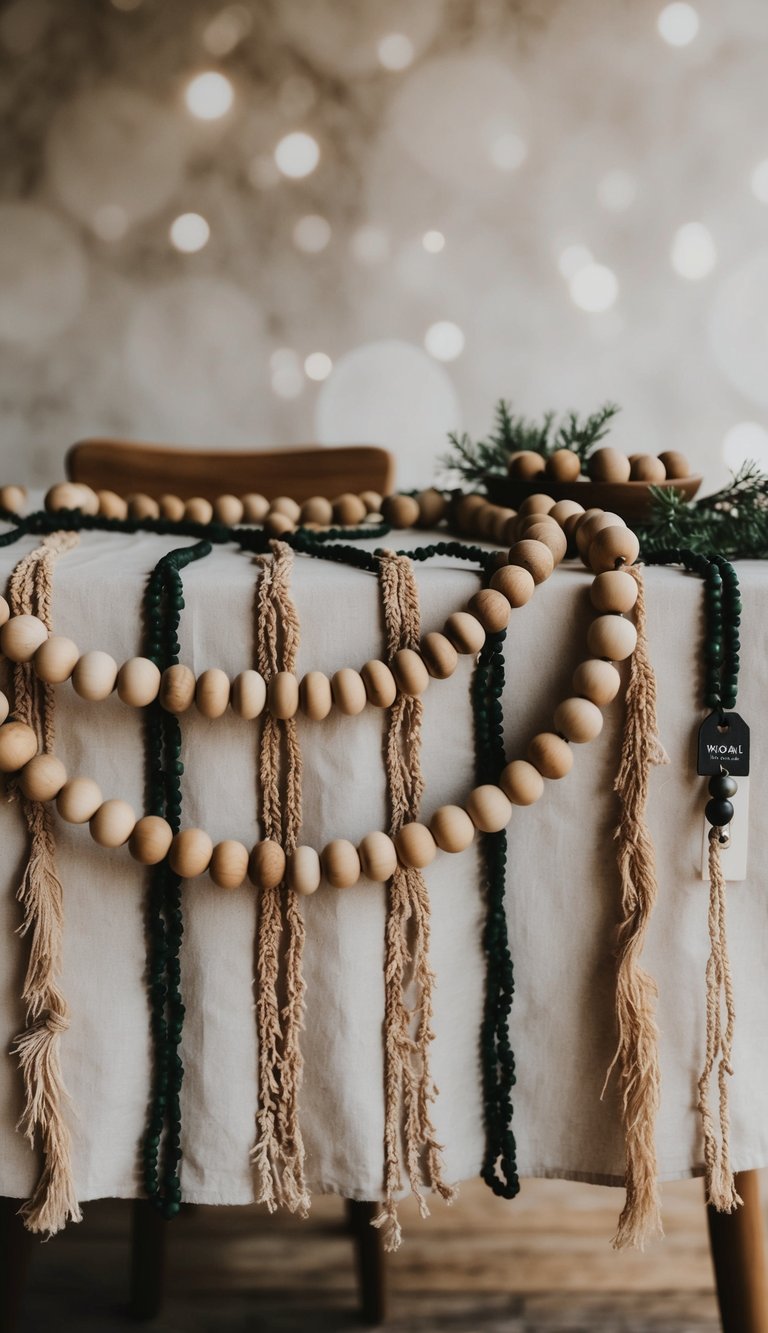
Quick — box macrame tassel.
[8,532,82,1235]
[372,552,455,1252]
[604,564,668,1250]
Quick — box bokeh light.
[276,0,443,78]
[184,71,234,120]
[270,348,304,399]
[670,222,716,279]
[169,213,210,253]
[558,244,593,280]
[304,352,333,381]
[274,131,320,179]
[293,214,331,253]
[425,320,465,361]
[569,263,619,312]
[202,6,252,56]
[422,230,445,253]
[657,3,700,46]
[377,33,414,71]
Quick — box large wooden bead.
[74,484,99,515]
[564,505,600,540]
[395,821,437,868]
[159,494,185,521]
[516,512,556,539]
[213,494,244,525]
[128,493,160,521]
[429,804,475,853]
[72,650,118,701]
[0,721,37,773]
[518,493,556,517]
[358,831,397,881]
[0,595,8,627]
[587,615,638,661]
[45,482,91,513]
[629,454,666,483]
[56,777,103,823]
[545,448,581,481]
[270,496,301,522]
[500,760,544,806]
[549,499,584,526]
[241,493,270,522]
[415,488,447,527]
[360,489,383,514]
[1,614,48,662]
[444,611,486,654]
[467,589,511,633]
[196,667,231,719]
[361,659,397,708]
[184,496,214,525]
[264,511,295,537]
[19,753,67,801]
[491,508,517,543]
[210,840,249,889]
[420,632,458,680]
[381,494,420,528]
[97,489,128,520]
[508,540,554,584]
[453,494,486,533]
[466,784,513,833]
[588,525,640,574]
[573,658,622,707]
[170,828,213,878]
[658,450,690,479]
[299,670,333,720]
[232,670,266,719]
[524,520,568,565]
[321,839,361,888]
[287,845,321,896]
[576,511,625,560]
[268,671,299,719]
[117,656,162,707]
[553,696,604,743]
[249,839,286,889]
[527,732,573,780]
[391,648,430,697]
[507,451,545,479]
[0,484,26,513]
[130,815,173,865]
[300,496,333,526]
[34,635,79,683]
[590,569,638,614]
[160,664,196,714]
[587,447,631,483]
[331,668,367,716]
[90,799,136,848]
[488,564,535,608]
[0,691,8,726]
[332,492,367,526]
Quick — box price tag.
[701,777,750,882]
[697,712,750,777]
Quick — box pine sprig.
[639,462,768,558]
[554,402,620,463]
[440,399,620,488]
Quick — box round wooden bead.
[587,448,631,483]
[0,691,8,726]
[213,494,244,525]
[159,494,185,521]
[500,514,520,545]
[516,512,553,539]
[395,821,437,868]
[117,656,162,707]
[287,845,321,896]
[1,614,48,662]
[473,504,498,539]
[489,563,535,608]
[361,659,397,708]
[549,499,584,526]
[381,494,420,528]
[629,454,666,483]
[467,589,511,633]
[332,492,367,526]
[564,506,600,540]
[415,488,447,527]
[587,615,638,661]
[0,485,26,513]
[524,521,568,565]
[90,799,136,848]
[195,667,230,719]
[545,449,581,481]
[264,511,295,537]
[184,497,214,524]
[576,511,625,560]
[321,839,361,888]
[507,540,554,584]
[0,595,8,627]
[391,648,430,697]
[270,496,301,522]
[518,493,556,517]
[331,668,367,716]
[45,482,93,513]
[56,777,103,823]
[76,484,100,515]
[453,494,486,533]
[19,754,67,801]
[588,525,640,574]
[34,635,79,683]
[129,815,173,865]
[97,489,128,520]
[573,658,622,707]
[507,451,545,479]
[128,493,160,521]
[589,569,638,614]
[170,828,213,879]
[72,650,118,701]
[466,784,513,833]
[242,493,270,522]
[360,490,383,514]
[160,664,196,714]
[232,669,266,719]
[210,840,249,889]
[429,804,475,853]
[268,671,299,720]
[491,508,517,543]
[299,670,333,720]
[249,839,286,889]
[658,450,690,479]
[420,632,458,680]
[553,696,604,743]
[358,831,397,881]
[527,732,573,780]
[444,611,486,654]
[300,496,333,526]
[500,760,544,806]
[0,721,40,774]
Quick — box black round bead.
[708,773,738,799]
[705,797,734,827]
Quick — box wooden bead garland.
[210,840,249,889]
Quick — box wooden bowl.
[484,474,702,523]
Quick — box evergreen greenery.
[639,462,768,558]
[440,399,620,486]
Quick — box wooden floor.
[16,1176,727,1332]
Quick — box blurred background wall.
[1,0,767,490]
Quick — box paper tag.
[697,712,750,777]
[701,776,750,882]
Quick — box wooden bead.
[358,831,397,882]
[587,448,631,483]
[19,754,67,801]
[321,839,361,889]
[658,450,690,479]
[489,563,535,608]
[553,696,604,743]
[1,613,48,662]
[395,821,437,868]
[270,496,301,522]
[391,648,430,697]
[184,496,214,524]
[160,664,196,714]
[169,828,213,879]
[415,488,447,527]
[507,451,545,479]
[56,777,103,823]
[287,845,321,896]
[96,489,128,519]
[420,632,458,679]
[516,512,554,539]
[573,658,622,707]
[0,485,26,513]
[500,760,544,806]
[359,490,383,514]
[589,525,640,573]
[466,784,513,833]
[195,667,231,719]
[0,595,8,627]
[527,732,573,780]
[34,635,79,683]
[0,691,7,726]
[72,650,118,701]
[629,454,666,483]
[45,482,94,513]
[90,799,136,848]
[475,504,502,539]
[587,615,638,661]
[545,449,581,481]
[159,494,186,521]
[549,499,584,526]
[501,514,520,545]
[564,505,599,540]
[299,670,333,720]
[213,494,244,525]
[491,508,517,543]
[232,670,266,719]
[590,570,638,614]
[268,671,299,720]
[576,511,625,560]
[77,484,100,515]
[332,492,367,526]
[381,494,420,528]
[249,839,286,889]
[300,496,333,526]
[524,521,568,564]
[453,494,486,533]
[467,589,511,633]
[241,493,270,522]
[210,840,249,889]
[264,511,295,537]
[360,659,397,708]
[444,611,486,654]
[507,539,554,584]
[128,493,160,521]
[129,815,173,865]
[331,668,367,716]
[117,656,161,707]
[518,493,556,517]
[429,804,475,853]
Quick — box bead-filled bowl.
[485,474,702,524]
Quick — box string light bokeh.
[1,0,767,489]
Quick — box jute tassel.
[372,552,455,1252]
[698,829,741,1213]
[603,564,668,1249]
[8,532,82,1235]
[251,540,309,1216]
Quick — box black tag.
[697,712,750,776]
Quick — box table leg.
[129,1198,167,1321]
[345,1199,386,1326]
[707,1170,768,1333]
[0,1197,35,1333]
